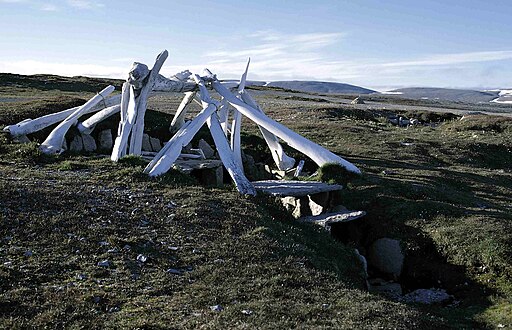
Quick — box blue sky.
[0,0,511,90]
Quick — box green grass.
[1,77,512,328]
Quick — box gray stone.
[167,268,182,275]
[210,305,223,312]
[309,192,329,213]
[97,260,111,268]
[279,196,306,219]
[142,134,152,151]
[81,134,97,152]
[69,135,83,152]
[308,195,324,216]
[281,196,298,213]
[354,249,368,279]
[367,238,404,279]
[351,97,365,105]
[198,139,215,159]
[402,288,452,304]
[195,166,223,187]
[149,137,162,152]
[243,154,258,177]
[98,129,113,150]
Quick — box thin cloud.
[66,0,104,9]
[1,0,104,10]
[40,3,60,11]
[380,50,512,68]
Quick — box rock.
[399,117,410,127]
[369,282,402,300]
[388,117,399,125]
[77,274,87,281]
[257,163,273,179]
[210,305,223,312]
[195,165,223,186]
[308,195,324,216]
[402,288,452,304]
[149,137,162,152]
[281,196,312,218]
[271,169,287,179]
[198,139,215,158]
[142,134,152,151]
[98,129,113,150]
[243,154,259,179]
[69,135,83,152]
[81,134,97,152]
[354,249,368,278]
[167,268,182,275]
[367,238,404,279]
[351,97,365,105]
[97,260,111,268]
[281,196,298,213]
[311,192,330,206]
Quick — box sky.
[0,0,511,91]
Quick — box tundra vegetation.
[0,73,511,329]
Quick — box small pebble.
[167,268,182,275]
[241,309,253,315]
[210,305,223,312]
[97,260,111,268]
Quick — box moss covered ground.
[0,75,511,328]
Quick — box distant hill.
[265,80,376,94]
[389,87,500,103]
[0,73,124,92]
